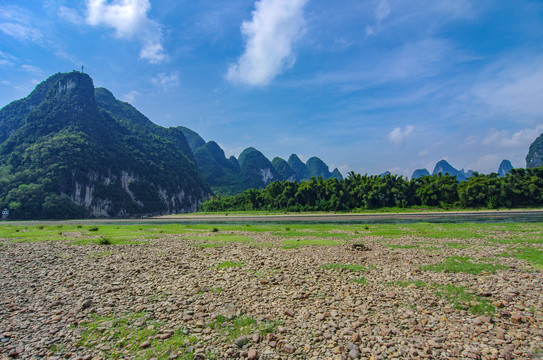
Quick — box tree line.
[200,167,543,212]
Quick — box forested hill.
[0,71,210,219]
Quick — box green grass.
[386,244,418,249]
[351,277,369,285]
[393,280,494,315]
[216,261,243,269]
[444,242,471,249]
[321,263,366,272]
[77,312,202,359]
[282,238,342,249]
[395,280,428,288]
[208,315,280,340]
[421,256,508,274]
[512,247,543,270]
[434,284,495,315]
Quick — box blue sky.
[1,0,543,177]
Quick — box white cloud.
[151,72,179,90]
[21,64,43,75]
[375,0,391,23]
[0,22,42,43]
[388,125,414,145]
[0,51,16,66]
[227,0,308,86]
[59,6,85,24]
[85,0,167,63]
[483,125,543,149]
[122,90,140,103]
[471,56,543,118]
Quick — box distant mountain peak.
[498,160,513,176]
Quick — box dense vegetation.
[200,167,543,212]
[0,72,209,219]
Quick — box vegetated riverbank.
[0,222,542,359]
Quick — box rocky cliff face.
[0,72,209,219]
[527,133,543,168]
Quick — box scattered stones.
[0,229,541,359]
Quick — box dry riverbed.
[0,226,542,359]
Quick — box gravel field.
[1,227,542,359]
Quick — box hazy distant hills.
[179,130,343,196]
[411,159,514,180]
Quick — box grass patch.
[421,256,507,274]
[434,284,495,315]
[78,312,200,359]
[512,247,543,270]
[351,277,369,285]
[208,315,280,340]
[88,251,113,258]
[393,280,493,315]
[386,244,418,249]
[321,263,366,272]
[282,238,341,249]
[395,280,427,288]
[216,261,243,269]
[444,242,471,249]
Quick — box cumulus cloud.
[483,125,543,148]
[388,125,414,145]
[227,0,308,86]
[151,72,179,90]
[85,0,167,63]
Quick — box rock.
[348,349,360,359]
[283,344,295,354]
[247,349,258,360]
[80,299,92,309]
[140,341,151,349]
[284,309,294,317]
[511,313,522,324]
[235,336,249,348]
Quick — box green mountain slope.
[272,157,297,181]
[0,72,209,219]
[193,141,245,195]
[527,133,543,168]
[238,147,280,189]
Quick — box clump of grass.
[78,312,199,359]
[351,277,369,285]
[386,244,417,249]
[434,284,495,315]
[97,236,112,245]
[421,256,507,274]
[208,315,280,340]
[444,242,470,249]
[282,238,340,249]
[321,263,366,272]
[88,226,99,232]
[395,280,427,288]
[216,261,243,269]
